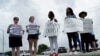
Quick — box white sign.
[82,19,93,33]
[10,27,23,35]
[64,18,83,32]
[44,21,60,36]
[27,25,39,34]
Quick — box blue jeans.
[76,37,82,50]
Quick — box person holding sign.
[26,16,40,56]
[7,17,24,56]
[64,7,80,55]
[44,11,59,56]
[79,11,96,52]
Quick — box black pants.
[67,32,78,49]
[80,33,91,51]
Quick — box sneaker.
[73,51,78,55]
[93,49,97,51]
[54,53,58,56]
[69,52,73,55]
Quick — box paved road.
[37,50,100,56]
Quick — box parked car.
[58,47,67,53]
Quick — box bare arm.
[7,25,11,33]
[26,25,29,33]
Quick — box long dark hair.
[48,11,58,22]
[54,19,58,22]
[66,7,74,16]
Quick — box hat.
[79,11,87,17]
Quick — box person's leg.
[92,41,96,50]
[28,39,33,56]
[67,33,73,52]
[77,37,82,51]
[73,32,78,51]
[49,37,54,56]
[73,37,77,51]
[81,34,85,52]
[72,33,79,55]
[91,35,96,50]
[16,47,20,56]
[54,36,58,53]
[53,36,58,56]
[33,39,38,56]
[12,47,15,56]
[86,33,91,52]
[9,37,16,56]
[77,32,82,51]
[86,41,90,52]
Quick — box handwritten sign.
[27,25,39,34]
[64,18,83,33]
[82,19,93,33]
[10,27,23,35]
[44,21,60,36]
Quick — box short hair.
[13,17,19,21]
[79,11,87,17]
[29,16,35,22]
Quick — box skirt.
[27,34,39,40]
[80,33,91,43]
[9,36,22,48]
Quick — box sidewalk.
[37,50,100,56]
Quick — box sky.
[0,0,100,52]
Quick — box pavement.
[37,50,100,56]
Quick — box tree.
[38,44,49,54]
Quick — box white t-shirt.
[26,23,40,34]
[80,18,93,33]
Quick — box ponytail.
[54,19,58,22]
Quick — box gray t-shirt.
[7,24,23,37]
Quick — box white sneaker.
[73,51,78,55]
[69,52,73,55]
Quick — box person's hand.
[26,29,29,32]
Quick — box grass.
[73,54,100,56]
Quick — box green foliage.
[5,51,11,56]
[38,44,49,54]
